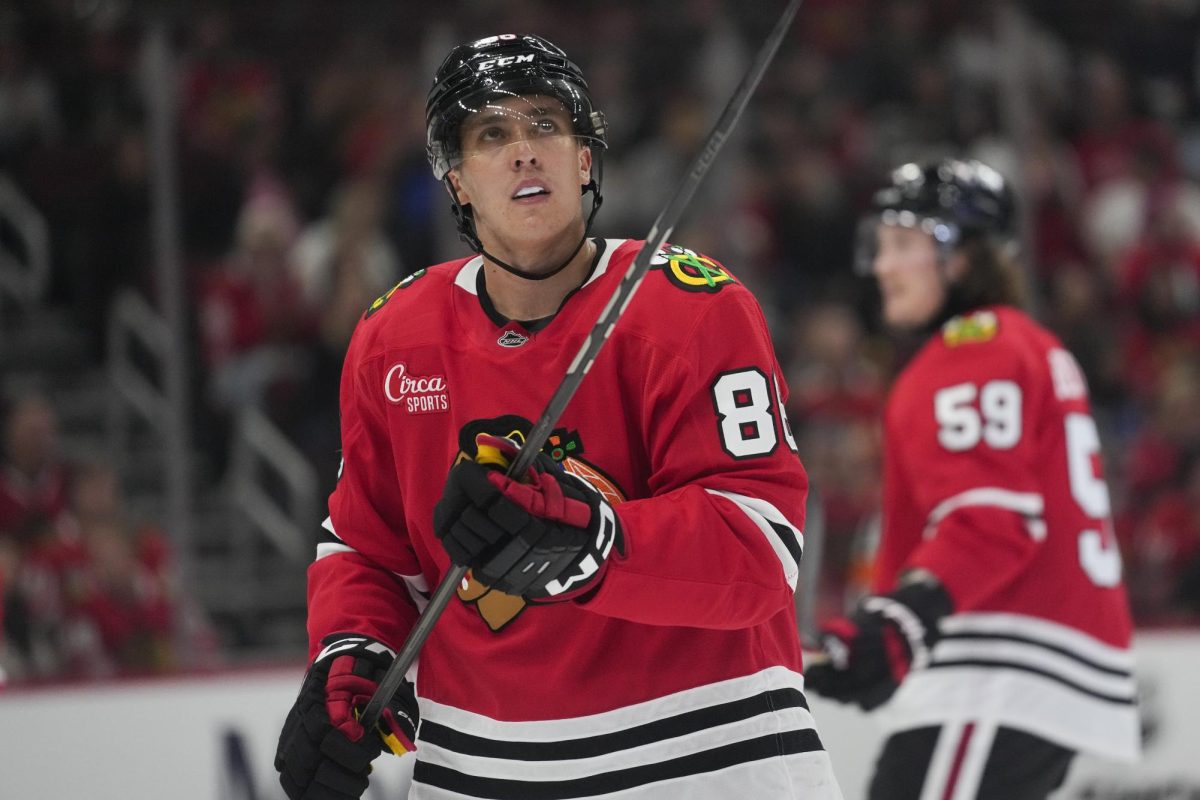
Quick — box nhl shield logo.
[497,330,529,348]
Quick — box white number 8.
[712,369,779,459]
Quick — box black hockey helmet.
[425,33,608,181]
[855,158,1016,273]
[425,34,608,269]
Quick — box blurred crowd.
[0,391,218,683]
[3,0,1200,681]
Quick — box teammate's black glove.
[275,634,419,800]
[804,579,952,711]
[434,433,624,601]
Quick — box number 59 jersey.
[873,305,1139,762]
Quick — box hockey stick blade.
[360,0,805,730]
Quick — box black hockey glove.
[804,579,953,711]
[434,433,624,601]
[275,634,419,800]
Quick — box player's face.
[448,95,592,265]
[871,223,948,329]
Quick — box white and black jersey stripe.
[706,489,804,590]
[881,613,1139,762]
[316,516,355,560]
[931,613,1136,705]
[315,516,429,615]
[409,667,842,799]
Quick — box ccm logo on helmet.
[477,53,535,71]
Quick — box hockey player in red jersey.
[805,159,1140,798]
[274,34,843,800]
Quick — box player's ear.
[578,146,592,188]
[945,250,970,283]
[447,169,471,206]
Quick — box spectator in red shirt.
[197,194,314,419]
[0,392,72,543]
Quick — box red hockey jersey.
[874,305,1139,761]
[308,239,842,799]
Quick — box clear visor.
[430,85,604,179]
[853,210,961,275]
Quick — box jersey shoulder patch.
[650,244,737,294]
[364,269,429,319]
[941,309,999,347]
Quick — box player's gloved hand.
[804,579,952,711]
[275,633,419,800]
[434,433,624,601]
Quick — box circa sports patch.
[651,244,737,293]
[383,361,449,414]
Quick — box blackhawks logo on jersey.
[651,245,736,293]
[451,416,626,632]
[942,309,999,347]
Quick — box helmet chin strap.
[448,180,604,281]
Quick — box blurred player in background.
[805,159,1140,799]
[274,33,842,800]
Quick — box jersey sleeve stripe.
[924,487,1046,541]
[316,518,426,613]
[704,489,802,590]
[315,516,356,560]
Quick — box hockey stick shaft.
[361,0,804,729]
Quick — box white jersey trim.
[453,255,485,294]
[880,613,1139,762]
[939,612,1135,672]
[418,706,817,782]
[451,240,624,296]
[581,238,626,287]
[924,487,1047,541]
[705,489,802,590]
[931,638,1136,700]
[411,667,842,799]
[407,754,843,800]
[421,665,802,739]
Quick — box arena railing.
[107,288,316,640]
[0,173,50,324]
